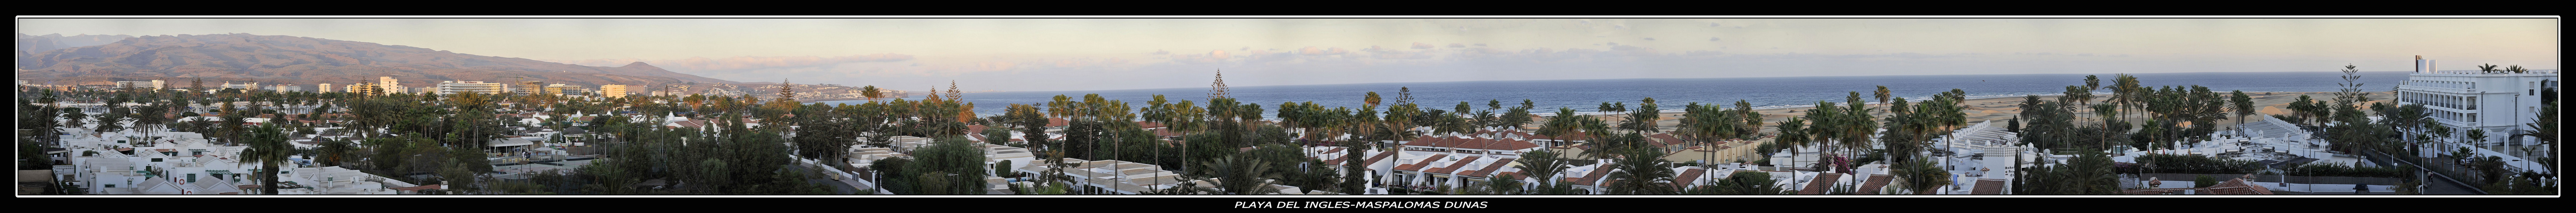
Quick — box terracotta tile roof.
[966,125,988,133]
[1527,132,1592,141]
[1152,128,1188,137]
[1424,156,1481,174]
[1858,174,1895,194]
[1137,121,1166,129]
[1461,158,1517,178]
[1495,172,1520,179]
[1648,133,1689,147]
[1046,118,1070,127]
[1361,150,1399,166]
[1402,136,1545,152]
[1673,167,1709,190]
[1800,173,1844,194]
[1971,179,2008,195]
[1566,166,1616,186]
[1395,154,1448,172]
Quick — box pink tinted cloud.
[1412,42,1434,49]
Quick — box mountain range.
[18,33,136,55]
[15,33,738,88]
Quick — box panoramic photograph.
[12,17,2559,198]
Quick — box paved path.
[2383,154,2483,195]
[784,164,859,194]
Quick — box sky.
[17,17,2560,92]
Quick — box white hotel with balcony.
[2392,56,2556,169]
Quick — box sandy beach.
[1585,91,2394,133]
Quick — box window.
[151,158,163,162]
[187,174,197,183]
[105,184,116,188]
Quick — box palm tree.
[2510,101,2556,167]
[238,123,293,195]
[1891,155,1950,194]
[1512,149,1572,194]
[2111,74,2141,127]
[2231,90,2254,126]
[2466,129,2488,155]
[1874,86,1893,106]
[1772,116,1810,191]
[1605,147,1677,194]
[1364,92,1383,109]
[1538,107,1585,154]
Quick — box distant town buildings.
[544,84,584,96]
[600,84,629,98]
[266,84,301,92]
[513,81,546,96]
[218,82,259,91]
[316,83,335,93]
[436,81,504,95]
[114,80,165,90]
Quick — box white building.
[2392,55,2557,160]
[266,84,301,92]
[316,83,335,93]
[437,81,504,95]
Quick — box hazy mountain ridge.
[15,33,739,87]
[17,33,137,53]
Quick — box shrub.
[2193,175,2219,188]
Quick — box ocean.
[816,71,2412,118]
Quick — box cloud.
[1709,23,1720,27]
[1240,46,1250,51]
[1447,43,1465,48]
[1298,46,1350,55]
[1412,42,1434,49]
[2077,53,2095,56]
[1152,49,1170,55]
[1709,37,1721,41]
[550,54,915,72]
[1213,50,1230,59]
[1473,43,1486,47]
[1643,37,1656,41]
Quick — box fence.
[2137,173,2399,185]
